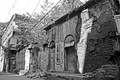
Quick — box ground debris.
[84,65,119,80]
[26,65,119,80]
[27,69,48,79]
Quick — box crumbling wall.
[83,0,117,73]
[54,16,78,71]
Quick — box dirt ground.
[0,72,45,80]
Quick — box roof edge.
[44,0,102,30]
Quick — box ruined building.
[0,14,38,73]
[0,0,120,78]
[42,0,120,74]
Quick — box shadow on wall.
[83,1,117,73]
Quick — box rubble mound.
[85,65,119,80]
[26,65,119,80]
[27,69,48,79]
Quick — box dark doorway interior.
[65,46,78,72]
[9,50,16,73]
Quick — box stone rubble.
[27,69,48,79]
[25,65,119,80]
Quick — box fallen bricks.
[86,65,119,80]
[26,65,119,80]
[27,70,48,79]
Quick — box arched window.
[64,34,74,47]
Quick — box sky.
[0,0,86,23]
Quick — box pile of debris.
[85,65,119,80]
[26,65,119,80]
[27,69,48,79]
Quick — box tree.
[20,0,83,46]
[27,0,54,45]
[40,0,53,15]
[47,0,83,22]
[0,22,8,46]
[60,0,83,14]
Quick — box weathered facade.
[81,0,118,73]
[1,15,18,72]
[43,0,120,74]
[1,14,38,73]
[43,15,79,72]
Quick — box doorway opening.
[64,35,78,73]
[9,50,16,73]
[65,46,78,72]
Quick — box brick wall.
[83,0,117,73]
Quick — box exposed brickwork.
[42,0,120,76]
[84,37,115,72]
[83,0,117,73]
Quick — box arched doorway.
[64,34,78,72]
[49,41,55,71]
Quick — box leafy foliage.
[29,0,83,44]
[12,0,83,48]
[0,22,8,46]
